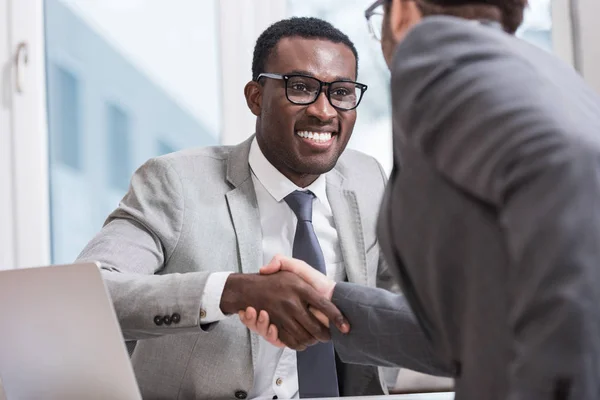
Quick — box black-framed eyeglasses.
[365,0,387,42]
[257,73,368,111]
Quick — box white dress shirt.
[200,138,346,399]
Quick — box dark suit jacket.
[332,16,600,400]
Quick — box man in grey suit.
[76,17,404,399]
[241,0,600,399]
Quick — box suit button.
[163,315,172,325]
[453,360,462,377]
[200,309,207,319]
[153,316,163,326]
[275,377,283,386]
[172,313,181,324]
[234,390,247,399]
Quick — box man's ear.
[244,81,262,117]
[388,0,421,42]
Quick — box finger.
[278,326,307,352]
[272,307,318,349]
[308,306,330,327]
[257,310,270,337]
[276,256,327,292]
[245,306,257,321]
[277,291,326,343]
[259,255,283,275]
[244,310,284,348]
[292,306,331,343]
[306,294,350,334]
[242,306,259,331]
[266,324,285,348]
[276,255,313,276]
[287,316,319,347]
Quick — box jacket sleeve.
[330,282,451,376]
[76,157,220,340]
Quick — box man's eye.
[291,83,308,91]
[333,88,350,96]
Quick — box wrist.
[220,273,248,314]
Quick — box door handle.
[14,41,29,94]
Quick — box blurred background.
[39,0,556,265]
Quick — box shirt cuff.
[200,271,234,323]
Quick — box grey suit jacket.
[77,136,397,399]
[331,16,600,400]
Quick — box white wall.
[0,0,16,269]
[218,0,287,145]
[553,0,600,93]
[551,0,575,66]
[577,0,600,93]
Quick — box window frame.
[1,0,51,269]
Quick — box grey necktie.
[284,190,339,398]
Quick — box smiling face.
[245,37,358,187]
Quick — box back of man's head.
[416,0,529,34]
[252,17,359,81]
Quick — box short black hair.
[252,17,359,81]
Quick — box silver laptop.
[0,262,142,400]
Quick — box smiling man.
[76,17,402,399]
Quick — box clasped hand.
[238,255,349,350]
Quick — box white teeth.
[296,131,333,143]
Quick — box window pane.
[47,66,81,170]
[157,139,177,156]
[518,0,553,52]
[45,0,221,263]
[106,103,132,192]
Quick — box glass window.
[106,103,132,192]
[157,139,177,156]
[518,0,553,52]
[47,65,82,170]
[45,0,222,263]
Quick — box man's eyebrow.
[286,70,356,82]
[287,69,315,77]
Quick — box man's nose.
[305,91,337,122]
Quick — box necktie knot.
[284,190,315,222]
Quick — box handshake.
[219,255,350,351]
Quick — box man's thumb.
[259,256,283,275]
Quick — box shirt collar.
[248,137,328,203]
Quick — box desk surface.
[308,393,454,400]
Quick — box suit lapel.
[224,136,262,368]
[326,169,369,286]
[328,170,383,396]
